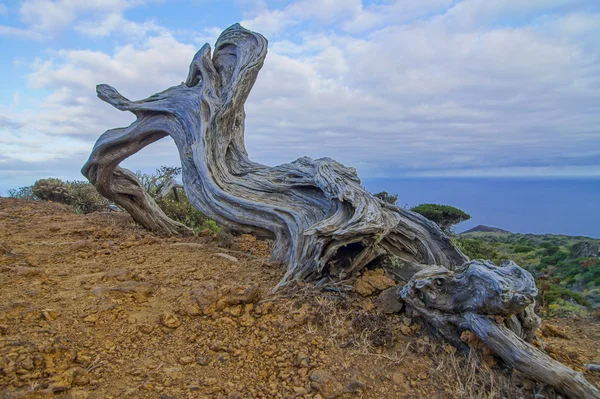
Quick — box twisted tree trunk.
[82,23,600,398]
[82,23,466,285]
[401,260,600,398]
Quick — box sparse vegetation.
[32,178,72,204]
[135,166,219,234]
[373,191,398,205]
[458,230,600,315]
[6,166,219,233]
[9,178,109,214]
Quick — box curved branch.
[82,23,467,284]
[401,261,600,399]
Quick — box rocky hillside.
[460,225,511,234]
[1,198,599,398]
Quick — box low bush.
[32,178,72,204]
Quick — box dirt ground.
[1,198,599,399]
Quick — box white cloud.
[2,0,600,189]
[0,24,44,40]
[19,0,134,34]
[0,0,155,40]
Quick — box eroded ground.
[1,198,599,398]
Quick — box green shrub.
[373,191,398,205]
[32,178,72,203]
[543,283,590,307]
[411,203,470,232]
[67,181,109,214]
[136,165,219,233]
[455,238,500,264]
[513,244,534,253]
[548,298,590,318]
[7,186,34,200]
[156,195,209,232]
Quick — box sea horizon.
[362,176,600,239]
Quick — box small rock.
[179,356,195,365]
[160,312,181,329]
[391,372,405,384]
[83,314,98,323]
[293,386,308,395]
[226,305,243,317]
[196,353,211,366]
[541,323,569,339]
[354,269,395,296]
[310,369,343,399]
[14,266,41,276]
[192,280,219,315]
[400,325,412,335]
[585,363,600,372]
[239,313,255,327]
[294,353,310,368]
[374,286,403,314]
[139,324,154,334]
[201,377,218,386]
[42,309,61,321]
[344,380,365,393]
[215,253,238,262]
[223,284,262,305]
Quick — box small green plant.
[513,244,534,253]
[67,180,109,214]
[455,237,501,264]
[542,283,591,307]
[7,186,34,199]
[373,191,398,205]
[32,178,72,203]
[548,298,590,318]
[411,203,470,232]
[137,165,219,234]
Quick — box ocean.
[362,178,600,238]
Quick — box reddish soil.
[0,198,598,398]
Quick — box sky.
[0,0,600,196]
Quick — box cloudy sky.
[1,0,599,194]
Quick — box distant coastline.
[363,177,600,239]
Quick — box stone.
[215,253,238,262]
[192,280,219,315]
[344,380,365,393]
[354,269,395,296]
[42,309,61,321]
[196,353,211,366]
[541,324,569,339]
[83,314,98,323]
[585,364,600,372]
[374,286,403,314]
[294,353,310,368]
[14,266,42,276]
[179,356,195,365]
[160,312,181,329]
[309,369,343,398]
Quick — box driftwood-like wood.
[82,23,599,398]
[401,260,600,398]
[82,23,467,284]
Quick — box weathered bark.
[82,23,467,284]
[82,23,599,398]
[401,260,600,399]
[156,178,183,201]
